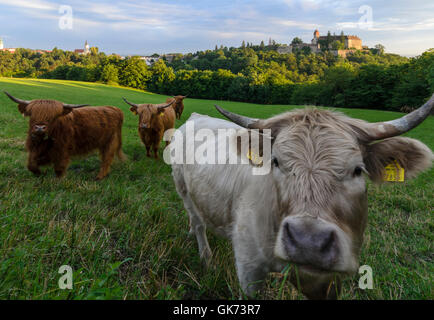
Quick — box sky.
[0,0,433,57]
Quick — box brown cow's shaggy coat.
[166,95,186,119]
[13,99,125,179]
[128,101,176,159]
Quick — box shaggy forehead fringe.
[265,107,371,140]
[272,108,366,210]
[28,100,64,121]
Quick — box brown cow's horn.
[367,93,434,140]
[122,97,139,109]
[4,91,30,105]
[159,100,175,109]
[214,104,259,128]
[63,103,89,109]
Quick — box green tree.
[100,64,119,84]
[291,37,303,46]
[119,57,151,89]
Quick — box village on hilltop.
[1,29,371,65]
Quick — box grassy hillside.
[0,78,432,299]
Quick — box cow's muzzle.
[140,123,148,129]
[282,217,340,273]
[32,125,47,136]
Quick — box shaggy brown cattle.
[5,91,125,180]
[123,97,176,159]
[166,95,186,119]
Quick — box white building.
[139,56,161,66]
[0,38,3,50]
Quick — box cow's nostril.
[284,222,299,248]
[320,231,336,253]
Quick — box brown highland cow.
[5,91,125,180]
[166,95,187,119]
[123,97,175,159]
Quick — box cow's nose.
[34,125,47,132]
[140,123,147,129]
[283,220,339,270]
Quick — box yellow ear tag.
[383,160,405,182]
[247,149,263,166]
[160,113,164,117]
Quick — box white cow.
[170,96,433,299]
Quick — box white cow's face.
[215,102,433,299]
[271,124,368,277]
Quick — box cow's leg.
[27,152,41,176]
[183,196,212,266]
[171,167,212,265]
[53,156,70,178]
[153,145,159,159]
[97,141,116,180]
[233,241,268,298]
[145,145,151,157]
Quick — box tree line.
[0,44,433,111]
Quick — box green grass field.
[0,78,432,300]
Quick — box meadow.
[0,77,432,299]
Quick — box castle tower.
[312,29,320,45]
[0,38,4,50]
[84,40,90,54]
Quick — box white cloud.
[0,0,55,10]
[336,17,434,32]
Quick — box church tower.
[84,40,90,54]
[0,38,4,50]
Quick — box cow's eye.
[354,166,363,177]
[272,156,279,167]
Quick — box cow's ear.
[236,128,273,167]
[363,137,433,183]
[130,106,138,115]
[18,103,30,116]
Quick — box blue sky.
[0,0,433,56]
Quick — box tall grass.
[0,78,432,299]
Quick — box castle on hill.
[278,30,368,57]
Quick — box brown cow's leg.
[153,147,159,159]
[97,142,116,180]
[53,157,70,178]
[115,129,126,161]
[146,146,151,157]
[27,152,42,176]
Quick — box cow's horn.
[63,103,89,109]
[4,91,30,105]
[122,97,139,109]
[159,100,175,109]
[214,104,259,128]
[367,93,434,140]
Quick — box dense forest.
[0,42,433,111]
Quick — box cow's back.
[62,106,123,155]
[171,113,262,237]
[162,106,176,130]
